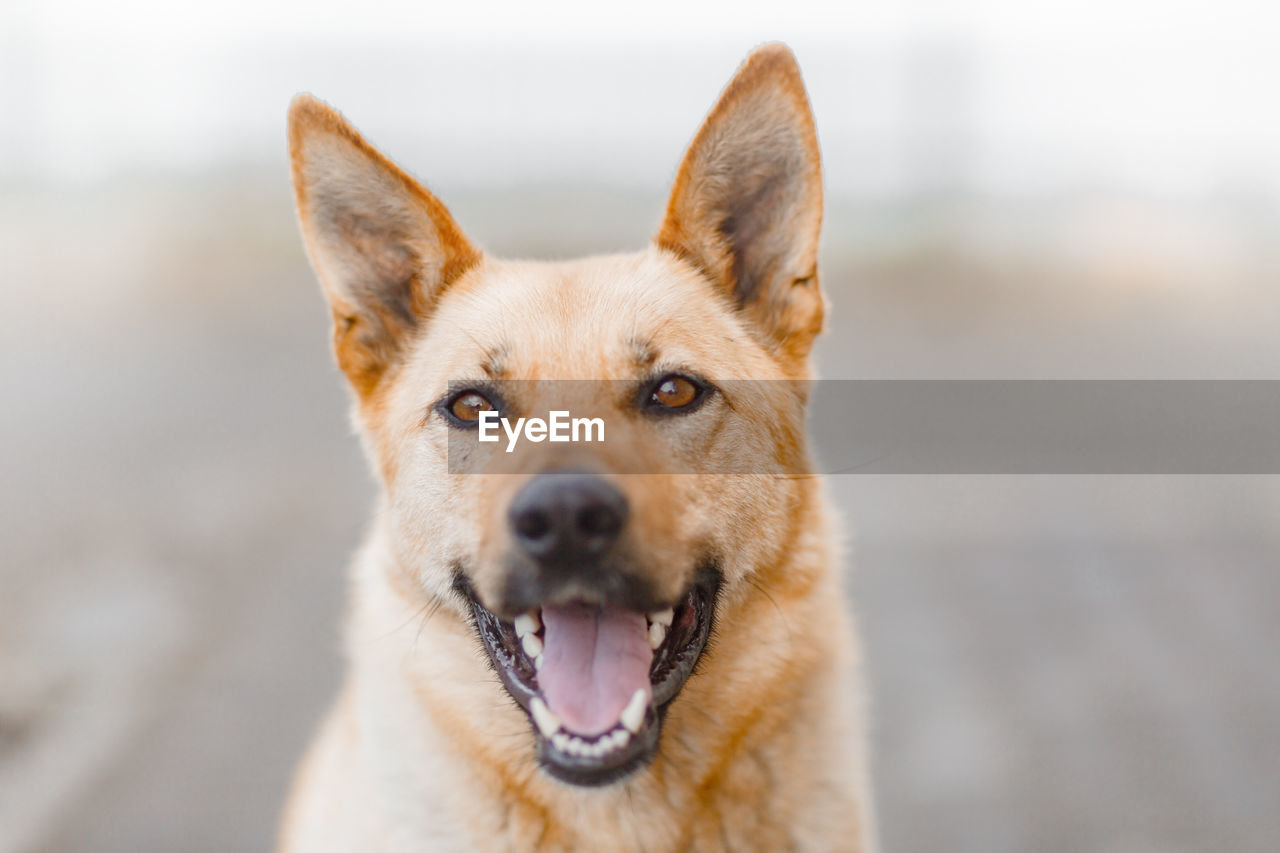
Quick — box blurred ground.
[1,177,1279,852]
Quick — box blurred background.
[2,1,1279,850]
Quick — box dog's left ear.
[657,43,824,365]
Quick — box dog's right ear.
[288,95,480,399]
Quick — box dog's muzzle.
[456,471,721,786]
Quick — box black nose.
[509,472,628,564]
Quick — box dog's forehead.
[422,248,764,380]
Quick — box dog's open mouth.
[457,568,719,786]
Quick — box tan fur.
[280,43,875,852]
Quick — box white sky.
[3,0,1279,196]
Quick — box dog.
[279,43,874,852]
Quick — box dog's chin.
[456,565,721,787]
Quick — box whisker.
[412,596,446,647]
[746,575,794,649]
[376,595,439,643]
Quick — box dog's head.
[288,44,824,786]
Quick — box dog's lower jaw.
[456,564,722,788]
[279,517,874,853]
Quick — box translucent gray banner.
[444,381,1280,474]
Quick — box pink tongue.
[538,604,653,736]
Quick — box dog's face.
[289,44,824,786]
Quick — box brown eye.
[449,390,495,422]
[649,375,701,410]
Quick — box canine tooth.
[514,612,540,637]
[620,689,648,734]
[648,621,666,649]
[552,733,570,752]
[649,607,674,627]
[534,653,544,670]
[521,632,543,659]
[529,697,561,738]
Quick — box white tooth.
[592,742,606,757]
[649,607,674,627]
[534,653,544,670]
[552,733,570,752]
[620,688,648,734]
[648,621,667,650]
[521,632,543,658]
[611,728,631,749]
[569,738,587,756]
[529,697,561,737]
[514,612,540,637]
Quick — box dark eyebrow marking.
[480,345,509,379]
[629,336,659,368]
